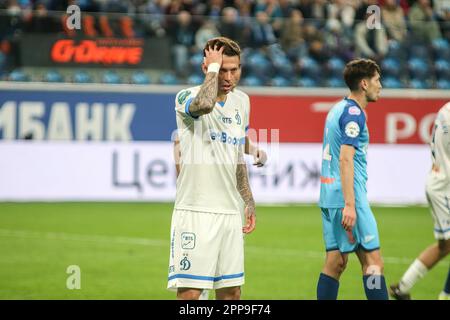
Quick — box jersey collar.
[344,97,362,110]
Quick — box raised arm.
[236,150,256,234]
[188,46,224,118]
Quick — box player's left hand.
[253,149,267,167]
[243,205,256,234]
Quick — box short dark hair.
[343,59,381,91]
[203,37,241,59]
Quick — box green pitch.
[0,203,448,300]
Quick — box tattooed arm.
[236,150,256,234]
[189,45,224,118]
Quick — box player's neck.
[216,94,227,104]
[347,93,368,110]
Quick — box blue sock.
[363,275,388,300]
[444,268,450,294]
[317,273,339,300]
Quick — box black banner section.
[19,34,172,69]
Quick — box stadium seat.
[241,75,263,87]
[381,57,401,78]
[432,38,450,60]
[131,71,151,85]
[434,59,450,80]
[326,77,345,88]
[246,51,273,79]
[386,40,404,60]
[326,57,345,78]
[8,70,29,82]
[295,76,318,88]
[409,45,431,60]
[159,73,179,85]
[102,71,122,84]
[73,70,92,83]
[408,58,430,79]
[382,77,403,89]
[436,79,450,89]
[268,76,292,87]
[409,78,431,89]
[188,52,204,75]
[298,57,321,81]
[271,55,294,79]
[186,74,203,85]
[43,70,64,83]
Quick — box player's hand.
[243,204,256,234]
[204,45,224,69]
[341,205,356,232]
[253,148,267,167]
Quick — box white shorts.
[167,209,245,291]
[426,187,450,240]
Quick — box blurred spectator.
[434,0,450,41]
[27,2,58,33]
[254,0,284,37]
[168,10,197,77]
[382,0,408,43]
[195,20,220,51]
[218,6,249,45]
[354,11,389,61]
[308,32,330,64]
[297,0,329,29]
[280,9,307,59]
[205,0,225,23]
[326,0,355,38]
[279,0,294,17]
[408,0,442,43]
[249,11,278,48]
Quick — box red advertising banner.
[250,96,449,144]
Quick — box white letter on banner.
[419,113,437,144]
[76,103,103,141]
[47,103,73,140]
[0,101,16,139]
[106,103,135,141]
[386,113,416,143]
[19,102,45,140]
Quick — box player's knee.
[438,239,450,256]
[216,286,241,300]
[177,288,202,300]
[333,257,348,275]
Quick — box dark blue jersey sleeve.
[339,105,366,148]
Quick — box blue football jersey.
[319,97,369,208]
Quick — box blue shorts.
[320,203,380,253]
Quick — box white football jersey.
[174,86,250,214]
[427,102,450,192]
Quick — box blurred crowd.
[0,0,449,88]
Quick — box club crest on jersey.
[180,256,191,271]
[348,106,361,115]
[235,110,242,125]
[177,90,191,104]
[345,121,360,138]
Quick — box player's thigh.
[426,189,450,240]
[354,204,380,252]
[320,208,339,252]
[168,210,222,289]
[214,214,245,289]
[328,208,358,253]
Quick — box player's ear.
[361,79,368,91]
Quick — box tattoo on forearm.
[236,151,255,210]
[189,72,218,116]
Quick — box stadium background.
[0,0,449,299]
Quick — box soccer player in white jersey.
[390,102,450,300]
[173,135,266,301]
[167,37,256,300]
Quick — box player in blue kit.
[317,59,388,300]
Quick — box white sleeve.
[175,88,198,119]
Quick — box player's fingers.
[244,214,256,234]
